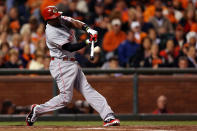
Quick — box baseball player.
[26,6,120,127]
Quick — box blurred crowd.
[0,0,197,69]
[152,95,172,114]
[0,96,172,115]
[0,99,93,115]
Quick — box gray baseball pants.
[35,59,113,119]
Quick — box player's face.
[48,16,61,26]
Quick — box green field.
[0,121,197,126]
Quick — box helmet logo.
[53,8,57,13]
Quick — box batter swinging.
[26,6,120,127]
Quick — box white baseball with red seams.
[34,16,114,120]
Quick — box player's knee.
[59,93,72,104]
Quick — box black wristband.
[82,24,90,31]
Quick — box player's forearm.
[70,19,92,33]
[70,19,86,30]
[62,42,87,52]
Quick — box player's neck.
[48,23,62,28]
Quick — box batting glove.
[87,28,98,42]
[87,28,98,36]
[85,39,91,45]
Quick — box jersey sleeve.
[61,16,73,22]
[61,15,85,26]
[60,16,74,28]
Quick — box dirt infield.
[0,125,196,131]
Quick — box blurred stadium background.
[0,0,197,126]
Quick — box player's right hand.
[85,39,91,45]
[85,38,97,45]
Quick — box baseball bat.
[90,40,94,60]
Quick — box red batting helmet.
[42,6,62,21]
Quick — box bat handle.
[90,40,95,60]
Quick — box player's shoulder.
[45,24,59,37]
[46,24,56,32]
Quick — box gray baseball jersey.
[45,16,76,58]
[35,16,113,120]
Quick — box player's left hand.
[87,28,98,42]
[87,28,97,36]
